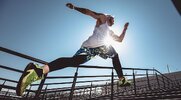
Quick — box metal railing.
[0,46,180,100]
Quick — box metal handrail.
[31,79,111,86]
[0,46,177,100]
[0,47,47,64]
[0,77,18,83]
[0,47,154,71]
[0,65,23,73]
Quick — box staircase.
[1,47,181,100]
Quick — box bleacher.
[1,47,181,100]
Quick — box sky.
[0,0,181,89]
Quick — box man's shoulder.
[97,14,107,24]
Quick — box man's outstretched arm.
[66,3,104,19]
[110,22,129,42]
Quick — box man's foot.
[118,77,131,87]
[16,63,44,96]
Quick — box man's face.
[108,16,114,26]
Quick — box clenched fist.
[124,22,129,28]
[66,3,74,9]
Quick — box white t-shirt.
[82,22,111,48]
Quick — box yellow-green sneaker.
[16,63,44,96]
[118,77,131,87]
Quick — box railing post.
[117,80,119,93]
[105,82,108,95]
[42,85,48,100]
[89,82,93,99]
[3,89,9,99]
[111,68,114,100]
[133,69,137,95]
[161,75,166,89]
[146,70,151,90]
[155,73,160,89]
[25,85,32,99]
[0,80,6,91]
[69,67,79,100]
[167,78,170,89]
[34,74,48,99]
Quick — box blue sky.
[0,0,181,89]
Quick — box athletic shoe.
[16,63,44,96]
[118,77,131,87]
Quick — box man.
[16,3,131,96]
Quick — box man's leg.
[112,54,123,78]
[16,55,88,96]
[34,55,88,75]
[47,55,88,72]
[112,54,131,87]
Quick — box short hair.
[105,14,114,19]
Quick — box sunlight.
[104,25,123,47]
[103,35,116,47]
[104,25,132,57]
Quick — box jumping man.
[16,3,131,96]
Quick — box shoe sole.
[119,82,131,87]
[16,63,35,96]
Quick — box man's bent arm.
[110,22,129,42]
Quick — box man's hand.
[66,3,74,9]
[117,22,129,42]
[122,22,129,33]
[124,22,129,29]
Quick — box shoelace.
[32,75,38,82]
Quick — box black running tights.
[48,54,123,78]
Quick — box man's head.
[106,15,114,26]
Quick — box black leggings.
[48,54,123,78]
